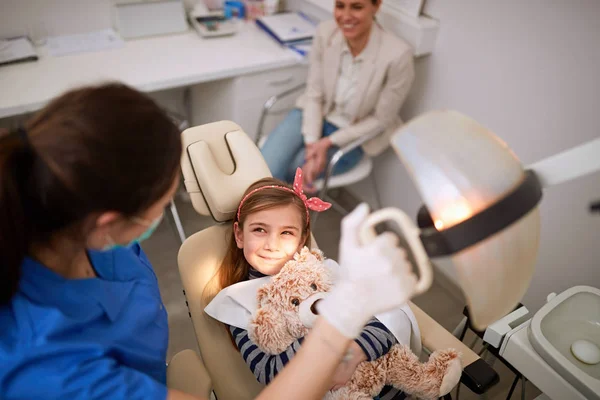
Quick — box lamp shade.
[391,111,541,329]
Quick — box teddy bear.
[248,247,463,400]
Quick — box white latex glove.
[317,203,418,339]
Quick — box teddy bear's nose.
[310,299,321,315]
[299,293,327,328]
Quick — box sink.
[528,285,600,400]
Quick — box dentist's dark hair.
[0,83,182,305]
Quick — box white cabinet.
[190,64,308,141]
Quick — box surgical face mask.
[103,213,164,251]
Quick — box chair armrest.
[409,302,500,395]
[255,83,307,145]
[318,126,383,199]
[167,349,213,399]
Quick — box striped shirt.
[229,267,405,399]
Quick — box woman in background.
[261,0,414,190]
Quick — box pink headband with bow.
[236,168,332,224]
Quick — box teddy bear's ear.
[309,248,324,262]
[294,246,323,263]
[249,308,295,355]
[256,285,270,307]
[293,247,308,263]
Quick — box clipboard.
[256,12,316,45]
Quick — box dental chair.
[169,121,499,399]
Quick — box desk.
[0,23,303,119]
[0,22,307,244]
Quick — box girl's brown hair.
[210,177,312,299]
[0,83,182,305]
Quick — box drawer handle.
[268,77,294,86]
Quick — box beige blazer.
[296,20,415,156]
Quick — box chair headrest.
[180,121,272,223]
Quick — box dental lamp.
[361,110,600,330]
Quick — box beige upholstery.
[167,349,213,398]
[177,121,483,399]
[180,121,272,222]
[410,304,478,367]
[179,224,264,399]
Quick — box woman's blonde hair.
[203,177,312,304]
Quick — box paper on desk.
[46,29,124,57]
[0,37,38,66]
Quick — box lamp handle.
[359,208,434,296]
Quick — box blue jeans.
[260,108,364,183]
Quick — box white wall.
[0,0,201,39]
[0,0,113,39]
[352,0,600,312]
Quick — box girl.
[215,168,406,400]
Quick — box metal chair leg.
[370,170,383,210]
[506,374,520,400]
[310,147,344,228]
[310,195,349,229]
[183,87,192,129]
[452,316,469,340]
[325,195,350,215]
[468,334,480,350]
[169,200,186,244]
[311,185,354,229]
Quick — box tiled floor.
[142,191,541,400]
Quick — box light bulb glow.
[433,199,473,230]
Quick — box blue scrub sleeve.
[1,350,168,400]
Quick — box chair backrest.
[180,120,272,222]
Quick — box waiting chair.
[255,85,382,225]
[173,120,499,399]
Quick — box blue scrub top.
[0,244,169,399]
